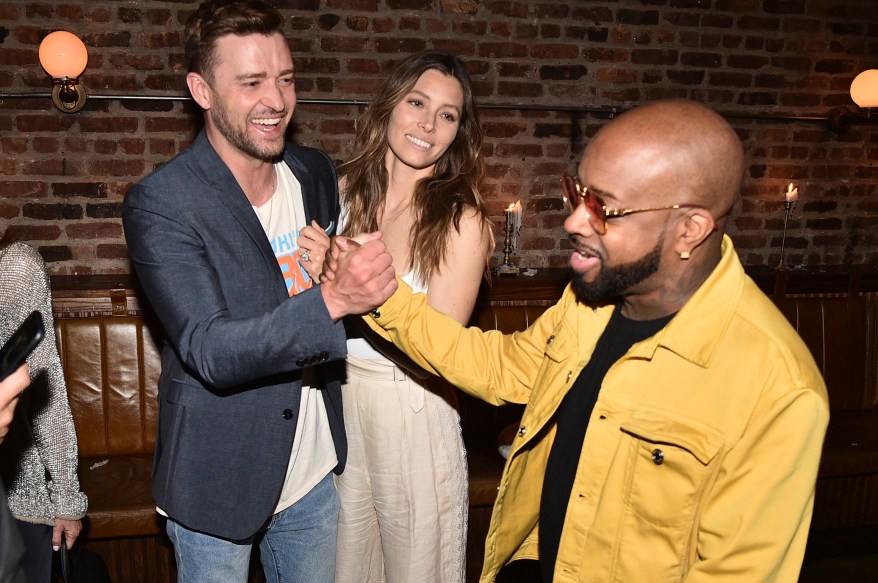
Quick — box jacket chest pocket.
[620,410,726,528]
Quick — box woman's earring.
[680,250,690,260]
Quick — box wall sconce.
[826,68,878,133]
[38,31,88,113]
[850,69,878,115]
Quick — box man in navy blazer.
[122,1,397,581]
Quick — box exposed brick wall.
[1,0,876,275]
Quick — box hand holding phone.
[0,311,45,382]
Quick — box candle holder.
[495,206,520,276]
[776,198,797,271]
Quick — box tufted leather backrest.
[54,316,162,457]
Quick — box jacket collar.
[627,235,745,368]
[188,130,293,302]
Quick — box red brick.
[87,160,145,178]
[32,137,58,153]
[2,137,28,155]
[23,202,83,220]
[21,159,70,176]
[119,139,146,155]
[453,19,486,35]
[631,49,679,66]
[3,225,62,242]
[96,244,130,260]
[298,58,341,74]
[596,68,638,84]
[80,117,140,134]
[440,0,478,16]
[0,156,17,175]
[145,117,192,133]
[53,182,108,198]
[320,119,356,134]
[387,0,433,11]
[38,245,73,262]
[479,42,528,59]
[16,115,74,133]
[485,1,529,18]
[320,37,370,53]
[584,48,629,63]
[0,4,21,18]
[432,39,476,56]
[530,44,579,60]
[326,0,380,10]
[497,81,544,98]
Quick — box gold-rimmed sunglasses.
[560,174,706,235]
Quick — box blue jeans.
[166,472,339,583]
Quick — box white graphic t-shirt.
[254,162,336,513]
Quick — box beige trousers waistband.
[346,354,429,412]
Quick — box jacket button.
[518,426,526,437]
[283,409,293,420]
[295,359,304,367]
[547,335,555,345]
[370,308,381,318]
[651,449,664,465]
[319,351,329,361]
[567,371,573,382]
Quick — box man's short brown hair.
[185,0,284,82]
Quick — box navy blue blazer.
[122,131,347,540]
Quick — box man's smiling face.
[200,32,296,162]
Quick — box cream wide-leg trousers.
[334,355,468,583]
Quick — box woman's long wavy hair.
[339,51,492,282]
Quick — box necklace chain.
[265,165,277,221]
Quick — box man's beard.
[212,97,285,161]
[571,235,663,305]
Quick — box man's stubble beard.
[211,96,286,161]
[571,234,664,305]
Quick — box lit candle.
[505,201,521,228]
[505,201,522,245]
[785,183,798,203]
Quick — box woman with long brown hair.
[300,51,492,582]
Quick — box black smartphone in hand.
[0,311,45,382]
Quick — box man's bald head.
[568,100,745,318]
[585,99,744,228]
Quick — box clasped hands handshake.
[298,221,397,321]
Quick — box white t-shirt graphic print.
[254,162,336,513]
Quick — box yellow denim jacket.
[368,236,829,583]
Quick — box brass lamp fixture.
[38,31,88,113]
